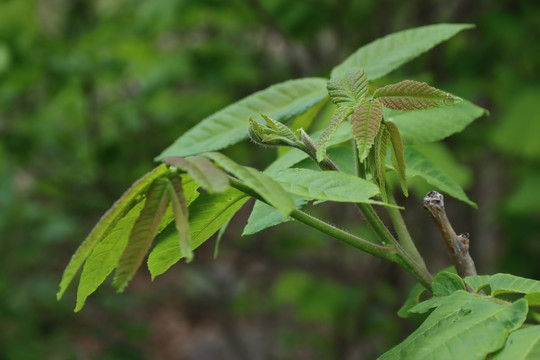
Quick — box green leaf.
[112,177,174,292]
[203,152,295,218]
[385,100,486,145]
[74,202,144,312]
[213,217,232,259]
[432,271,467,297]
[489,274,540,297]
[261,114,298,143]
[156,78,328,159]
[268,168,381,204]
[385,121,407,196]
[57,165,169,300]
[351,99,384,163]
[380,291,528,360]
[163,156,229,194]
[398,283,428,318]
[316,106,352,162]
[327,67,369,107]
[400,147,477,207]
[169,176,192,263]
[242,196,308,236]
[288,97,328,133]
[332,23,474,80]
[525,293,540,307]
[373,80,460,110]
[464,275,491,293]
[492,325,540,360]
[147,189,247,278]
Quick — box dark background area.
[1,0,539,359]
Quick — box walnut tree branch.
[423,191,478,278]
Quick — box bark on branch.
[423,191,478,278]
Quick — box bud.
[248,116,300,148]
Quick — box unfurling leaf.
[367,123,390,200]
[351,99,384,163]
[113,178,174,292]
[327,67,369,107]
[373,80,461,110]
[385,121,408,196]
[57,165,169,300]
[163,156,229,194]
[316,106,352,162]
[248,116,300,148]
[169,177,192,263]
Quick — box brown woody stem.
[423,191,478,278]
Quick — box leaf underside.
[373,80,458,110]
[351,99,384,163]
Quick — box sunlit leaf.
[243,196,308,236]
[351,99,383,163]
[57,165,169,300]
[156,78,328,159]
[147,189,247,278]
[373,80,460,110]
[332,23,474,80]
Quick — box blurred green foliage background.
[1,0,539,359]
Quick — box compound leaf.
[163,155,229,194]
[169,176,192,263]
[380,291,528,360]
[316,106,352,162]
[373,80,460,110]
[157,78,328,159]
[351,99,384,163]
[148,189,247,278]
[57,165,169,300]
[112,177,173,292]
[332,23,474,80]
[327,67,369,107]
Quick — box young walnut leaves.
[318,67,462,197]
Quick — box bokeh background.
[1,0,539,359]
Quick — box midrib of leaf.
[351,99,383,162]
[57,164,169,300]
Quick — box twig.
[423,191,478,278]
